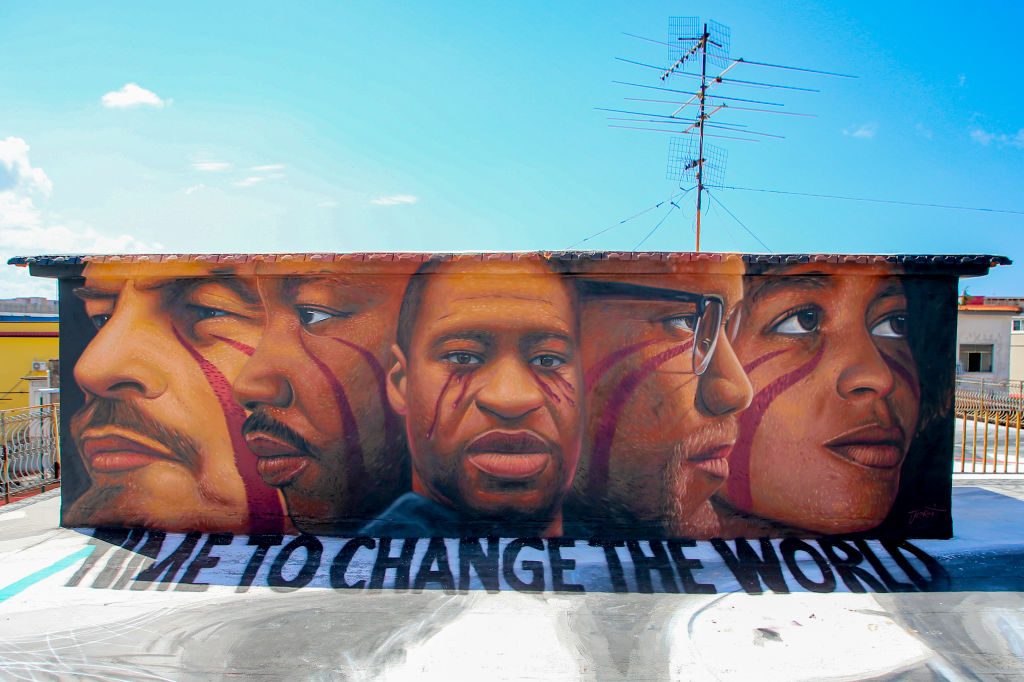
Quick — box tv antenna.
[667,19,730,251]
[601,16,855,251]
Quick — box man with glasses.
[567,255,752,538]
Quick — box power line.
[566,190,690,249]
[705,190,772,251]
[712,185,1024,216]
[633,203,680,250]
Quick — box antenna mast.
[695,23,709,251]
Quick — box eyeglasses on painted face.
[575,278,725,376]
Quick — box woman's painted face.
[722,265,920,534]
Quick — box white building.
[956,297,1023,387]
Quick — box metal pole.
[1016,409,1021,473]
[1,412,7,504]
[694,23,709,253]
[984,411,990,471]
[972,411,978,472]
[960,411,967,472]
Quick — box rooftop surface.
[1,479,1023,679]
[7,250,1012,270]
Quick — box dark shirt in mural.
[360,492,466,538]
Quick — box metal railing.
[954,378,1023,473]
[1,404,60,502]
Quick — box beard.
[661,418,737,539]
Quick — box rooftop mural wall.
[14,252,1007,540]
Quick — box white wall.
[956,311,1012,382]
[1011,317,1024,384]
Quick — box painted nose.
[697,336,753,416]
[836,329,894,400]
[74,301,169,401]
[233,332,295,410]
[474,356,546,421]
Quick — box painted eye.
[296,306,350,326]
[90,314,112,330]
[772,308,820,335]
[871,314,908,339]
[665,315,698,333]
[188,305,229,321]
[443,352,483,366]
[530,354,565,368]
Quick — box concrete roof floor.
[0,479,1022,680]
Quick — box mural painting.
[24,252,981,540]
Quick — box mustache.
[72,398,201,469]
[242,409,318,458]
[672,418,738,462]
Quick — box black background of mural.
[59,274,93,508]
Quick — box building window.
[959,344,994,373]
[1013,318,1024,333]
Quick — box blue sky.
[2,1,1022,298]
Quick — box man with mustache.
[232,270,410,535]
[569,255,752,539]
[363,257,583,537]
[67,266,284,533]
[717,263,921,535]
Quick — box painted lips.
[687,444,732,480]
[466,431,552,481]
[825,424,906,469]
[245,433,311,487]
[80,429,178,473]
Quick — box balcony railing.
[954,378,1023,473]
[0,404,60,502]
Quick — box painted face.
[722,265,920,534]
[69,273,280,533]
[575,259,752,537]
[389,260,583,529]
[233,274,408,533]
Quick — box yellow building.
[0,314,59,409]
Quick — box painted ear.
[386,344,409,415]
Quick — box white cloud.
[958,74,966,87]
[318,199,338,208]
[970,127,1024,149]
[0,137,52,195]
[184,184,206,195]
[192,161,231,172]
[233,176,264,187]
[369,194,419,206]
[842,123,877,139]
[101,83,166,109]
[251,164,285,172]
[0,138,161,297]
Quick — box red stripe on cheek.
[210,334,255,356]
[726,344,826,511]
[548,372,578,407]
[881,351,920,401]
[533,374,562,404]
[426,371,459,440]
[451,372,471,410]
[173,328,284,534]
[743,348,791,374]
[584,338,661,391]
[330,337,400,452]
[588,340,694,499]
[298,335,365,492]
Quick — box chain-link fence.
[1,404,60,502]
